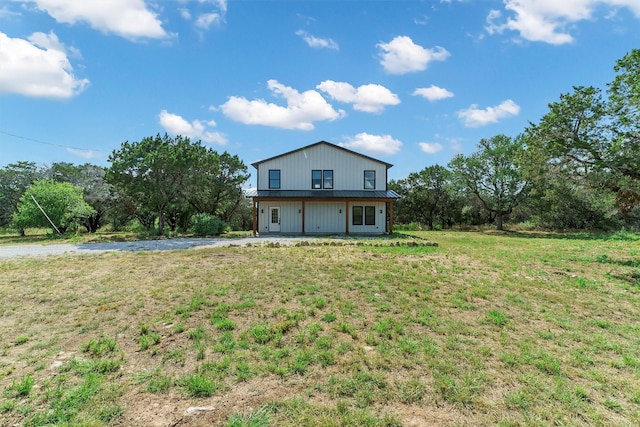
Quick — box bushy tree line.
[392,50,640,231]
[106,134,250,235]
[1,134,251,235]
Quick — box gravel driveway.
[0,236,316,259]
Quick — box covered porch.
[247,190,400,236]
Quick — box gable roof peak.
[251,140,393,169]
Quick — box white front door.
[269,207,281,232]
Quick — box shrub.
[190,213,226,236]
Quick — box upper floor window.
[364,170,376,189]
[323,170,333,189]
[312,170,322,189]
[312,170,334,189]
[269,169,281,189]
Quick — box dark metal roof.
[250,141,394,169]
[245,189,401,199]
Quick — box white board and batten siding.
[258,201,386,234]
[256,143,387,191]
[257,202,301,234]
[305,202,346,234]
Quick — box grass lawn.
[1,230,639,426]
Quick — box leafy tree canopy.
[392,165,454,230]
[0,161,43,229]
[526,49,640,218]
[12,179,95,233]
[449,135,529,230]
[46,162,111,232]
[106,134,249,235]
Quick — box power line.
[0,130,109,153]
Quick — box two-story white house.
[247,141,400,235]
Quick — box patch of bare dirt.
[118,377,299,426]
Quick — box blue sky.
[1,0,639,185]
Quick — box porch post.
[345,200,349,235]
[252,199,257,236]
[301,200,306,235]
[389,201,394,234]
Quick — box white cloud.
[339,133,402,155]
[220,80,346,130]
[215,0,228,15]
[180,0,227,31]
[19,0,170,40]
[0,31,89,99]
[414,15,429,25]
[295,30,339,50]
[486,0,640,44]
[0,5,21,18]
[316,81,400,113]
[457,99,520,127]
[195,12,222,30]
[179,8,191,20]
[377,36,450,75]
[66,147,100,159]
[418,142,444,154]
[413,85,454,101]
[158,110,227,145]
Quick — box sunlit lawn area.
[1,230,639,426]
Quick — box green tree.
[525,169,620,230]
[106,134,203,235]
[606,49,640,218]
[520,134,621,230]
[227,196,254,231]
[186,151,250,224]
[46,162,112,232]
[449,135,529,231]
[164,150,249,233]
[392,165,454,229]
[0,162,43,234]
[106,134,249,235]
[13,180,95,233]
[527,49,640,222]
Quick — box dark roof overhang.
[245,189,401,200]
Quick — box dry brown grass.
[1,231,639,426]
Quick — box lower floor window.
[365,206,376,225]
[353,206,363,225]
[353,205,376,226]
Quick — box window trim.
[323,170,334,189]
[311,169,334,189]
[352,206,364,226]
[312,170,322,189]
[364,206,376,225]
[269,169,281,189]
[353,205,377,226]
[364,170,376,190]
